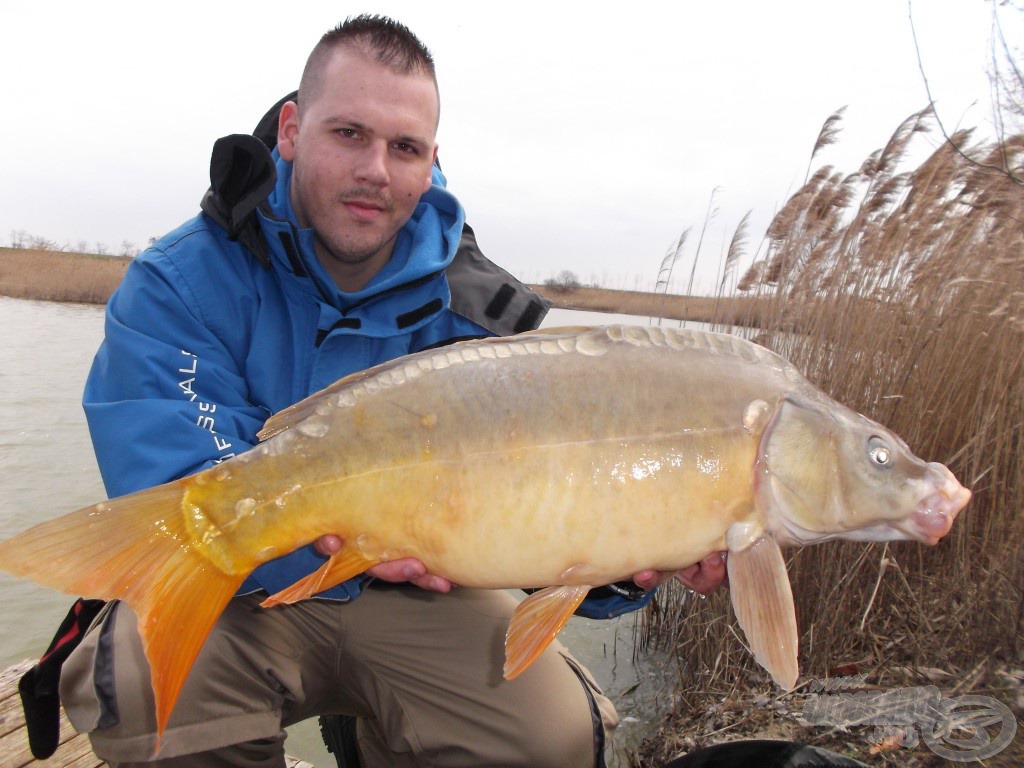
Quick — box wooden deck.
[1,659,315,767]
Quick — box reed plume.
[643,109,1024,739]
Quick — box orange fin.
[0,480,246,743]
[261,548,380,607]
[727,535,799,690]
[504,585,591,680]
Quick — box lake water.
[0,297,697,765]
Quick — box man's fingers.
[408,574,453,593]
[676,551,728,595]
[368,558,454,593]
[314,534,343,556]
[368,558,425,582]
[312,539,451,592]
[632,569,661,592]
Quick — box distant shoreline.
[0,248,131,305]
[1,247,760,325]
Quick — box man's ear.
[424,145,439,192]
[278,101,300,162]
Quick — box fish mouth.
[907,463,972,545]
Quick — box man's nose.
[355,142,389,186]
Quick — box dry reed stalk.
[0,248,128,303]
[640,109,1024,730]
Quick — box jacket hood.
[199,133,546,341]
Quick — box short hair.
[298,15,437,110]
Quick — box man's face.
[278,46,439,292]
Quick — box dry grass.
[531,284,774,327]
[632,110,1024,766]
[0,248,128,304]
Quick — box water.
[0,297,683,765]
[0,297,106,666]
[544,306,693,328]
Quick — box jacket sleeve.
[84,244,368,601]
[83,249,269,499]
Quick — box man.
[56,16,725,767]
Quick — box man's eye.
[393,142,417,154]
[337,128,359,139]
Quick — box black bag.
[661,739,867,767]
[18,598,106,758]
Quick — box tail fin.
[0,481,246,740]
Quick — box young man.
[56,16,724,767]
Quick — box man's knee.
[512,654,617,768]
[100,734,287,768]
[59,598,295,762]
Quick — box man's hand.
[314,534,453,593]
[632,551,728,595]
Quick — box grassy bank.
[0,246,729,320]
[0,248,129,304]
[530,284,773,327]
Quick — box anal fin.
[261,548,380,607]
[504,585,591,679]
[727,535,799,690]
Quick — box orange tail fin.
[0,480,246,741]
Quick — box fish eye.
[868,437,892,467]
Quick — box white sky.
[1,1,1015,294]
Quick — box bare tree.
[544,270,581,293]
[28,234,60,251]
[988,0,1024,130]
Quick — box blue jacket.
[84,149,652,616]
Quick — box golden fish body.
[186,327,764,586]
[0,325,971,742]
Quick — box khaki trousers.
[60,587,618,767]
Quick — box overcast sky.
[1,1,1014,294]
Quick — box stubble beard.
[313,189,401,271]
[316,227,398,270]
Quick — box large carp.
[0,325,970,740]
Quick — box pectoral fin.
[726,535,799,690]
[261,548,380,607]
[504,585,592,679]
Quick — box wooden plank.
[0,659,316,767]
[0,658,95,768]
[0,660,34,739]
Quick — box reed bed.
[634,110,1024,765]
[0,248,129,304]
[530,284,773,327]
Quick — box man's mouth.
[343,199,386,221]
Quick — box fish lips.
[906,469,972,545]
[850,466,971,546]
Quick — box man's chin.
[313,233,399,290]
